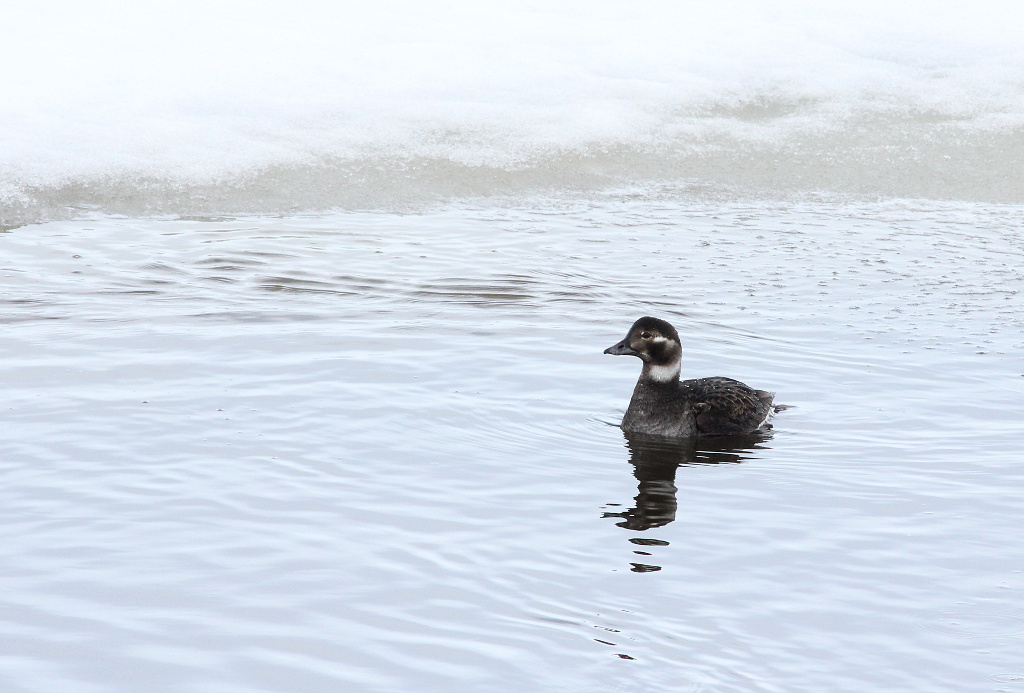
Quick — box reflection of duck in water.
[604,317,782,437]
[604,432,770,531]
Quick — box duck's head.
[604,316,682,383]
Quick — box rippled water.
[2,199,1024,692]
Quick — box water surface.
[2,200,1023,692]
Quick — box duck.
[604,316,779,438]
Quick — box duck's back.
[679,377,774,436]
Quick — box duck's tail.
[755,390,790,429]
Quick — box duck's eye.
[640,331,652,339]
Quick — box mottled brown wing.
[681,377,774,436]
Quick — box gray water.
[2,198,1024,692]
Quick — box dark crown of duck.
[603,316,682,382]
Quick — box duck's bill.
[604,340,638,356]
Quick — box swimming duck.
[604,316,778,437]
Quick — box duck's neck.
[641,360,681,384]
